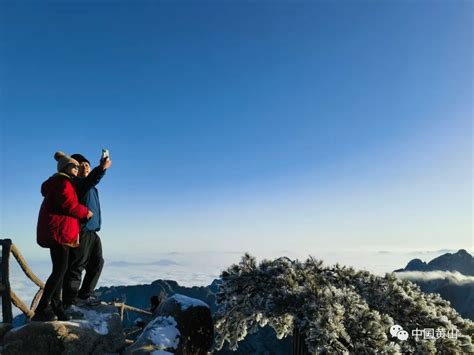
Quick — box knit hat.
[71,153,90,166]
[54,151,79,173]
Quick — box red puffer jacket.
[37,173,89,248]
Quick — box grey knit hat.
[54,151,79,173]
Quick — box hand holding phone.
[100,149,112,170]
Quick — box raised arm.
[74,158,112,199]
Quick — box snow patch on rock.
[170,294,208,311]
[63,305,112,335]
[140,315,180,350]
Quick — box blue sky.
[0,1,472,260]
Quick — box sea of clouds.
[5,249,471,318]
[395,271,474,285]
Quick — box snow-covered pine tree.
[214,254,474,354]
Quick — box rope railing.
[1,238,43,323]
[111,302,152,321]
[1,238,151,325]
[10,244,44,289]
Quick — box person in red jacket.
[32,152,93,322]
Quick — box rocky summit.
[2,304,125,355]
[1,294,214,355]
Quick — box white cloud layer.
[395,271,474,285]
[5,250,472,318]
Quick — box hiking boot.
[62,300,76,310]
[77,296,101,307]
[31,308,58,322]
[53,307,72,321]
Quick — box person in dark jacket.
[33,152,93,322]
[62,152,111,307]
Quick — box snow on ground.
[61,305,112,335]
[140,315,180,350]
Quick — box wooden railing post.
[1,239,13,323]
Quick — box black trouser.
[36,244,70,313]
[62,230,104,304]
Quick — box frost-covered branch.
[214,254,474,353]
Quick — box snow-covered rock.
[125,293,213,354]
[2,303,125,355]
[167,294,208,311]
[124,315,180,354]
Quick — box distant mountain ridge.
[395,249,474,275]
[394,249,474,320]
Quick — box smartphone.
[102,149,109,160]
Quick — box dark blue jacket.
[73,166,106,232]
